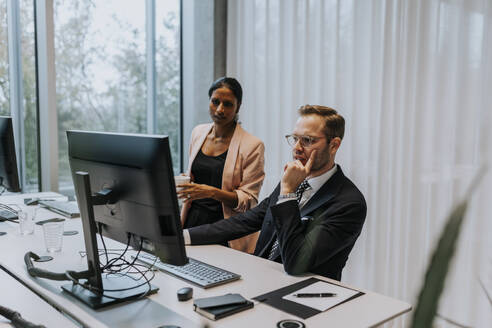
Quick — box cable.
[0,203,18,214]
[0,203,20,224]
[65,261,155,297]
[98,222,111,265]
[25,234,157,302]
[99,231,131,271]
[26,250,155,300]
[78,246,157,276]
[24,252,92,281]
[1,218,19,224]
[0,305,46,328]
[78,248,129,258]
[97,237,155,294]
[104,238,143,274]
[95,237,155,297]
[63,271,125,301]
[5,203,21,211]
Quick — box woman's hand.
[176,183,218,202]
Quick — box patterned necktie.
[295,180,311,204]
[267,180,311,260]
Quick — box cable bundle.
[24,227,158,301]
[0,305,46,328]
[68,228,158,300]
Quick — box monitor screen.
[67,130,187,266]
[0,116,21,192]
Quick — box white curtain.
[227,0,492,327]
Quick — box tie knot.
[295,180,310,203]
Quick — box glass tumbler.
[18,207,36,235]
[42,221,64,252]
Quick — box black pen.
[293,293,337,298]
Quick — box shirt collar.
[306,164,338,194]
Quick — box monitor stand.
[62,171,158,309]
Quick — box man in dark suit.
[183,105,366,280]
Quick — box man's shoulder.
[333,168,366,207]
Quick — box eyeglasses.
[285,134,329,148]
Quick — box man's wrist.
[277,193,297,205]
[278,193,297,199]
[280,185,295,195]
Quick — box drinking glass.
[174,175,190,209]
[42,221,64,252]
[18,206,37,235]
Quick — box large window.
[0,0,39,192]
[155,0,181,165]
[2,0,181,193]
[54,0,181,192]
[19,0,38,191]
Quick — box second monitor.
[66,130,187,308]
[0,116,21,193]
[67,130,187,265]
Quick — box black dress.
[183,149,228,229]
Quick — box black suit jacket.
[188,165,367,280]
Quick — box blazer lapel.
[221,124,242,190]
[300,166,345,217]
[187,123,213,174]
[271,171,343,260]
[256,185,281,257]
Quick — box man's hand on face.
[280,150,317,194]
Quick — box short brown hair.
[298,105,345,140]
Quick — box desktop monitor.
[65,130,187,308]
[0,117,21,192]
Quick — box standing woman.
[178,77,265,254]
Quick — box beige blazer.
[181,123,265,253]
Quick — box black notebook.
[193,293,254,321]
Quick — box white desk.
[0,269,79,327]
[0,193,411,327]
